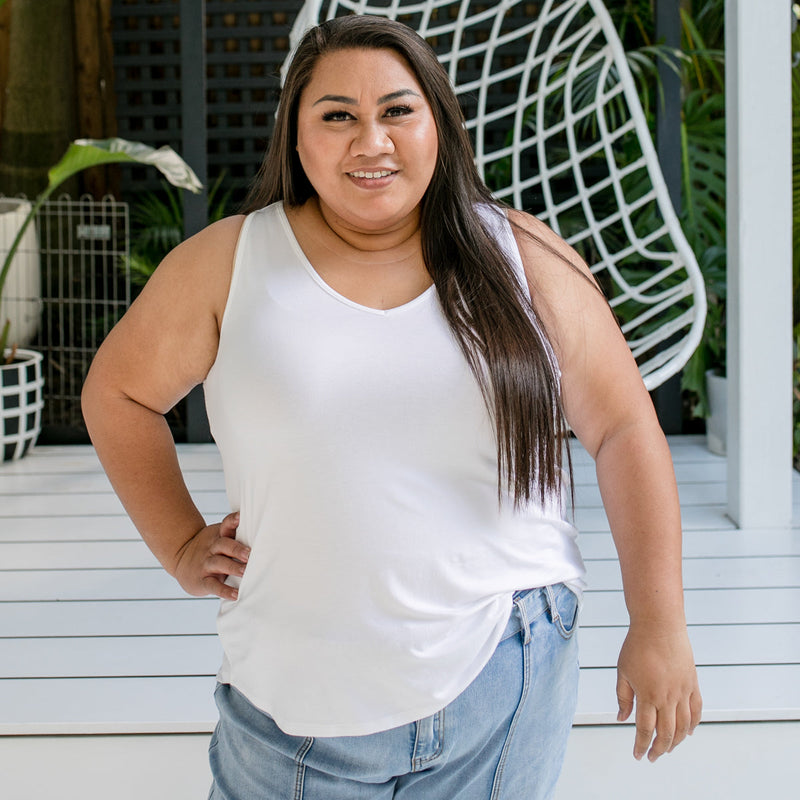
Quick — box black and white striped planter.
[1,348,44,462]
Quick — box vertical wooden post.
[97,0,120,198]
[73,0,103,139]
[97,0,117,145]
[180,0,212,443]
[0,0,79,198]
[73,0,109,197]
[725,0,793,527]
[0,0,12,134]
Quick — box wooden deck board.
[1,436,799,735]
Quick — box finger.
[689,690,703,734]
[205,553,247,579]
[616,675,634,722]
[209,538,250,564]
[633,703,656,761]
[202,576,239,602]
[669,699,693,752]
[211,533,250,564]
[648,706,675,762]
[218,511,240,538]
[213,513,250,563]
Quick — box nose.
[350,120,394,158]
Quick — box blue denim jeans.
[208,583,580,800]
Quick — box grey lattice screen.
[112,0,299,196]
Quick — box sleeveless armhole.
[216,212,255,339]
[489,205,563,385]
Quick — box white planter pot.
[1,348,44,462]
[705,369,727,456]
[0,197,42,347]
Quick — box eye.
[321,110,354,122]
[384,104,414,118]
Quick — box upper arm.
[84,214,246,415]
[507,209,659,458]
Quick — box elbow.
[80,358,106,437]
[81,353,126,440]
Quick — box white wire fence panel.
[289,0,707,389]
[1,195,131,433]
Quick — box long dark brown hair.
[244,15,571,508]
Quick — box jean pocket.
[549,584,580,639]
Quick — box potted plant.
[681,246,727,454]
[0,137,201,462]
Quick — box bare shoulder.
[85,214,247,414]
[503,207,605,336]
[505,208,593,286]
[150,213,247,322]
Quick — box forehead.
[301,47,427,103]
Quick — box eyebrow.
[312,89,421,106]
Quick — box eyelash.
[321,105,415,122]
[385,104,414,117]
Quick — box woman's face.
[295,47,439,236]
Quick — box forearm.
[594,421,686,628]
[82,385,206,576]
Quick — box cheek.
[418,137,438,182]
[413,121,439,174]
[296,132,325,182]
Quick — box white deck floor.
[1,435,798,738]
[1,436,799,800]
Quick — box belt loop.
[513,593,532,645]
[545,584,559,624]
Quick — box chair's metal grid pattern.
[292,0,707,388]
[24,196,131,433]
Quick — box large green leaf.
[47,138,202,195]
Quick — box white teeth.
[349,170,394,179]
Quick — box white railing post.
[725,0,793,527]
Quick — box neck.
[313,197,423,256]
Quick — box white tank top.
[204,201,586,737]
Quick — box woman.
[82,15,701,800]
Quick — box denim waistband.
[500,585,568,643]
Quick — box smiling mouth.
[347,170,397,179]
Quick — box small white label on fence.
[77,224,112,241]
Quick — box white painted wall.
[725,0,794,528]
[0,734,213,800]
[556,722,800,799]
[1,723,798,799]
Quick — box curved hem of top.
[216,617,511,739]
[214,577,586,738]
